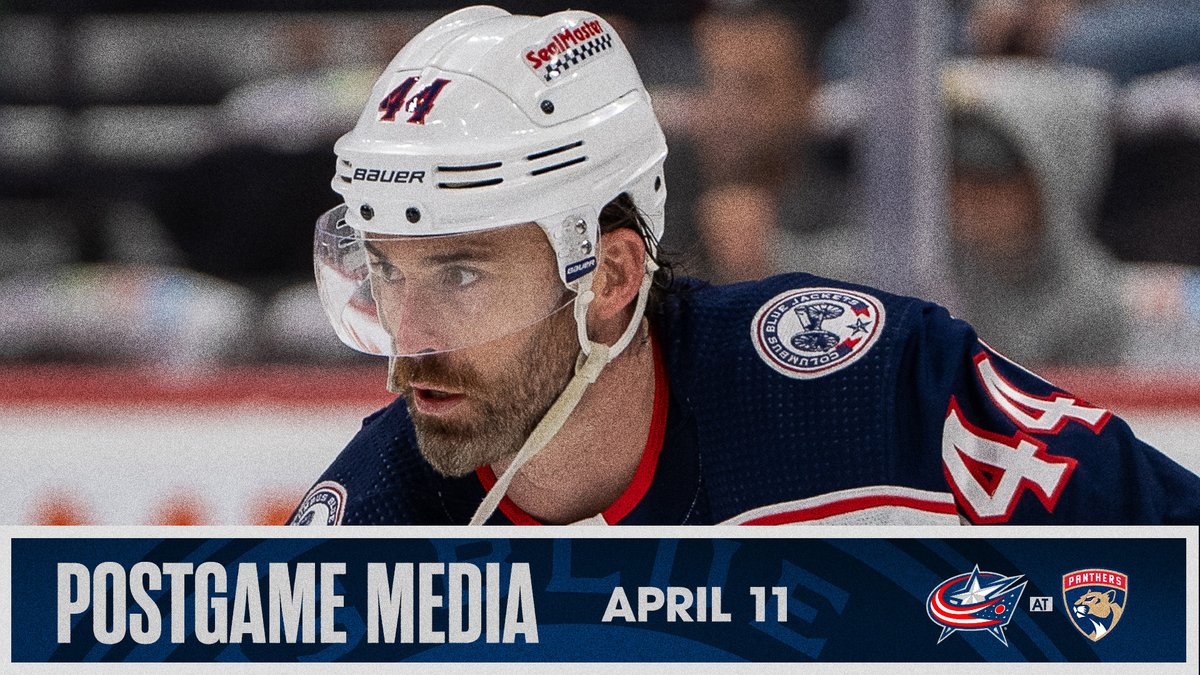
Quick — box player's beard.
[391,306,579,477]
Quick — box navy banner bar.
[5,531,1195,663]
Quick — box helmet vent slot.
[436,161,503,172]
[339,175,352,184]
[437,177,504,189]
[529,156,587,176]
[526,140,584,161]
[435,160,503,188]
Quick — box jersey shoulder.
[666,272,943,348]
[656,274,961,523]
[658,272,948,395]
[657,274,1200,525]
[289,399,470,525]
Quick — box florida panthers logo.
[752,287,885,379]
[926,565,1028,646]
[1062,569,1128,642]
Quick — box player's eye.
[371,258,405,284]
[438,265,480,289]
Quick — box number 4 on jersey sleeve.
[940,348,1108,523]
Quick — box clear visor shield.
[314,206,575,357]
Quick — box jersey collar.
[475,330,670,525]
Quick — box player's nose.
[389,314,445,355]
[386,292,448,356]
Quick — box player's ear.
[586,227,646,341]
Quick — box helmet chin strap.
[467,262,656,525]
[386,357,402,395]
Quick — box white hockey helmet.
[315,5,668,357]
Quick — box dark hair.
[597,192,675,317]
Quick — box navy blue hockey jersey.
[291,274,1200,526]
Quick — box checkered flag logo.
[542,34,614,81]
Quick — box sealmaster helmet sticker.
[524,20,615,83]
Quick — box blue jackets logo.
[752,287,885,379]
[1062,568,1128,642]
[289,480,347,526]
[926,565,1028,646]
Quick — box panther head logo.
[1075,590,1124,636]
[1074,590,1121,619]
[1063,570,1128,643]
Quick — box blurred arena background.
[2,0,1199,525]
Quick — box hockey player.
[293,6,1200,526]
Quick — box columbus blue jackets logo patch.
[289,481,347,526]
[926,565,1027,646]
[752,287,885,379]
[1062,569,1127,642]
